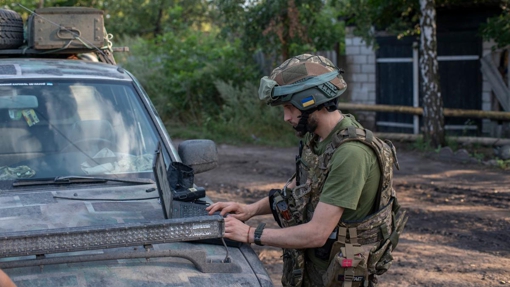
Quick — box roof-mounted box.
[28,7,105,50]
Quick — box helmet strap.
[294,106,320,135]
[293,99,338,135]
[294,111,310,135]
[324,98,339,112]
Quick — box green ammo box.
[28,7,105,50]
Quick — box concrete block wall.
[342,28,377,130]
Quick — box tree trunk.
[419,0,445,147]
[154,0,165,37]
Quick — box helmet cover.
[265,53,347,110]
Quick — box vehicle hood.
[0,184,272,286]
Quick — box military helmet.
[258,53,347,111]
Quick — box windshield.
[0,79,162,183]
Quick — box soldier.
[207,54,406,287]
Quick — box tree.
[215,0,344,64]
[419,0,445,147]
[337,0,507,147]
[3,0,215,38]
[338,0,446,147]
[481,0,510,49]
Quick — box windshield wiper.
[13,176,154,187]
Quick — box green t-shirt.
[305,114,381,269]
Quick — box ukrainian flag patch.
[301,96,315,108]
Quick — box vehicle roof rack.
[0,7,129,65]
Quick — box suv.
[0,7,272,286]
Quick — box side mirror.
[178,139,218,174]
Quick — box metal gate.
[375,32,482,135]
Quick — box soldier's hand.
[223,216,251,243]
[206,202,252,221]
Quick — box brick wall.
[481,40,496,136]
[342,28,377,130]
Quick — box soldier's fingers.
[219,204,238,216]
[208,202,234,214]
[206,202,224,214]
[223,217,237,235]
[226,211,245,220]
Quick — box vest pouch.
[268,189,284,228]
[367,208,408,275]
[282,248,305,287]
[287,183,311,225]
[366,237,392,275]
[323,250,367,287]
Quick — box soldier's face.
[283,104,301,127]
[283,104,318,137]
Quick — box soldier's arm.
[221,201,343,247]
[250,176,299,217]
[248,196,272,216]
[207,196,272,221]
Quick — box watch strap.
[254,223,266,246]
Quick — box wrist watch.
[254,223,266,246]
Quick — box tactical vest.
[269,126,408,287]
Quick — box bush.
[117,33,297,146]
[213,80,297,146]
[119,29,260,125]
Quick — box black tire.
[0,9,24,49]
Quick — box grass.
[496,158,510,170]
[165,119,299,148]
[171,80,299,147]
[166,119,510,170]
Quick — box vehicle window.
[0,80,161,182]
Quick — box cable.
[220,238,231,263]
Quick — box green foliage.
[335,0,420,48]
[0,0,338,146]
[118,29,261,126]
[214,80,297,146]
[104,0,214,37]
[4,0,215,38]
[496,158,510,169]
[410,136,434,152]
[411,135,462,153]
[481,0,510,48]
[309,7,346,52]
[336,0,506,48]
[165,80,298,147]
[215,0,344,61]
[445,136,459,151]
[471,152,485,162]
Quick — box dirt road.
[192,142,510,287]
